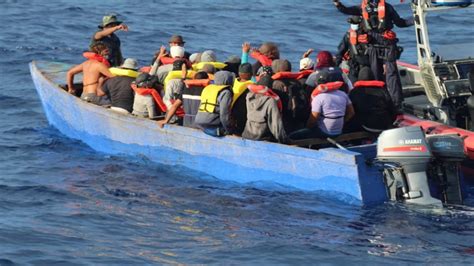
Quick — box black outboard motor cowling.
[468,68,474,131]
[467,95,474,131]
[377,127,466,206]
[426,134,466,205]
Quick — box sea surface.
[1,0,474,264]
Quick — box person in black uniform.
[335,16,371,83]
[333,0,414,109]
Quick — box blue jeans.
[289,127,338,140]
[202,127,226,137]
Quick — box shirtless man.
[67,42,115,105]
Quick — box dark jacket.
[335,31,371,67]
[272,78,309,132]
[91,32,123,67]
[336,32,371,83]
[349,81,397,131]
[337,3,413,32]
[231,90,249,135]
[182,84,205,128]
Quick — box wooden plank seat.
[290,131,374,148]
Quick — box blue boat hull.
[29,61,388,205]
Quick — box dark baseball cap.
[239,63,253,74]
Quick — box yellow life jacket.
[199,84,231,114]
[232,79,253,105]
[109,67,139,78]
[164,70,196,91]
[192,61,227,71]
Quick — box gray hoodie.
[242,92,288,143]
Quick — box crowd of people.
[66,0,413,144]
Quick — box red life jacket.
[272,70,314,81]
[383,30,397,41]
[248,84,283,111]
[170,99,185,117]
[361,0,386,30]
[83,52,110,67]
[349,29,369,56]
[160,57,192,68]
[353,80,385,89]
[131,83,168,113]
[250,51,273,66]
[311,81,344,99]
[271,72,300,80]
[349,29,369,46]
[160,57,175,65]
[140,66,151,73]
[184,79,211,88]
[297,69,314,79]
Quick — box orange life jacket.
[250,51,273,67]
[160,57,192,68]
[160,57,175,65]
[170,99,185,117]
[361,0,386,30]
[271,72,300,80]
[272,70,314,81]
[349,29,369,56]
[349,30,369,46]
[248,84,283,111]
[353,80,385,89]
[83,52,110,67]
[383,30,397,41]
[184,79,211,88]
[140,66,151,73]
[297,69,314,79]
[131,83,167,113]
[311,81,345,99]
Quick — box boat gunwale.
[30,60,368,166]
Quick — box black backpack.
[273,79,310,126]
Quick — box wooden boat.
[29,61,389,206]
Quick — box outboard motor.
[468,69,474,131]
[377,127,465,206]
[426,134,466,205]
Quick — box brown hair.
[259,42,280,60]
[90,42,108,54]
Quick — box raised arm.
[387,4,414,28]
[66,63,84,94]
[333,0,362,16]
[94,24,128,40]
[241,42,251,64]
[302,48,313,59]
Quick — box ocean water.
[1,0,474,264]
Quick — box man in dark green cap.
[91,13,128,67]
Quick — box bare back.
[82,60,113,94]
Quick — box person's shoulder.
[385,2,395,10]
[334,89,350,97]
